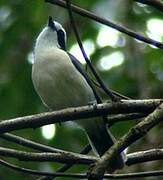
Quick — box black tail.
[86,121,124,172]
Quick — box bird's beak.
[48,16,56,31]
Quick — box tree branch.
[0,99,161,134]
[65,0,118,101]
[1,158,163,179]
[134,0,163,12]
[3,132,163,167]
[0,133,91,180]
[0,147,96,164]
[0,100,162,179]
[45,0,163,49]
[88,103,163,179]
[1,146,163,167]
[4,130,159,179]
[126,148,163,165]
[0,133,66,153]
[0,158,86,178]
[53,144,91,175]
[39,145,91,180]
[1,131,163,166]
[107,113,147,127]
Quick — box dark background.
[0,0,163,179]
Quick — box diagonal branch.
[0,133,66,153]
[134,0,163,12]
[65,0,117,101]
[45,0,163,49]
[0,99,161,134]
[88,103,163,179]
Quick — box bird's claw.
[88,101,97,110]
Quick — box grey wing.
[68,53,101,103]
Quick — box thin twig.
[134,0,163,12]
[0,147,96,164]
[39,144,91,180]
[0,133,66,153]
[45,0,163,49]
[65,0,118,101]
[54,144,91,174]
[107,113,148,127]
[111,90,130,100]
[0,158,85,178]
[0,133,91,180]
[2,159,163,179]
[0,99,161,134]
[88,103,163,179]
[1,146,163,167]
[126,148,163,165]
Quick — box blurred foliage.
[0,0,163,179]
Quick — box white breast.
[32,48,95,110]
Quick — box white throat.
[34,27,59,57]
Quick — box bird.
[32,16,125,172]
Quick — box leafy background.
[0,0,163,179]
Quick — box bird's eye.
[57,29,66,51]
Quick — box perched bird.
[32,16,125,171]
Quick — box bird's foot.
[88,100,97,110]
